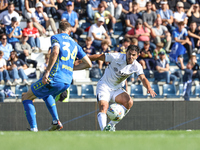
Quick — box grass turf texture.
[0,130,200,150]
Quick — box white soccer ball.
[107,103,125,121]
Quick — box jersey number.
[61,42,77,64]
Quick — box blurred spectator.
[86,0,101,20]
[153,42,169,63]
[0,34,13,60]
[6,17,22,48]
[0,2,20,26]
[15,32,31,54]
[131,38,138,46]
[15,34,38,68]
[94,3,116,33]
[61,1,84,39]
[177,56,193,101]
[56,0,67,19]
[187,4,200,29]
[125,18,156,51]
[32,2,57,36]
[0,50,12,85]
[167,0,178,12]
[190,53,200,82]
[82,37,96,56]
[188,21,200,51]
[172,21,192,58]
[98,40,111,69]
[180,0,191,12]
[114,0,132,30]
[7,51,29,85]
[0,0,8,13]
[156,0,175,33]
[24,0,39,19]
[151,17,171,52]
[173,2,188,27]
[152,0,161,11]
[114,37,131,53]
[142,1,157,29]
[41,0,58,19]
[88,17,111,49]
[137,41,155,70]
[154,51,177,84]
[125,1,140,32]
[136,0,148,13]
[23,19,40,51]
[101,0,115,17]
[39,53,49,77]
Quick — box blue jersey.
[6,25,21,43]
[49,33,86,84]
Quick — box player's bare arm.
[73,55,92,70]
[139,74,157,98]
[42,45,59,85]
[88,54,105,62]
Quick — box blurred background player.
[88,45,156,131]
[21,21,92,132]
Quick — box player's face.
[126,50,138,64]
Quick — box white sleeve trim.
[52,43,60,48]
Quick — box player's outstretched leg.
[107,92,133,130]
[97,100,109,131]
[43,95,63,131]
[22,89,38,132]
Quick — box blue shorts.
[31,78,70,99]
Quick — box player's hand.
[147,88,157,98]
[42,71,50,85]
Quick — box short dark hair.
[127,45,140,54]
[146,1,152,7]
[123,37,131,43]
[0,51,4,55]
[0,33,7,39]
[178,21,184,26]
[8,1,14,6]
[59,21,71,31]
[132,1,137,6]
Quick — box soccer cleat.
[27,128,38,132]
[48,120,63,131]
[103,124,116,132]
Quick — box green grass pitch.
[0,130,200,150]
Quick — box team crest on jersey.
[114,67,118,72]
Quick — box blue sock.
[22,100,37,129]
[44,95,59,121]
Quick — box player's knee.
[124,97,133,109]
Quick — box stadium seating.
[179,84,196,98]
[150,84,164,98]
[81,84,96,98]
[163,84,180,98]
[69,85,82,99]
[15,85,29,99]
[130,85,148,98]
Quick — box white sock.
[97,112,107,131]
[108,105,130,127]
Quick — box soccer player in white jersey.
[89,45,156,131]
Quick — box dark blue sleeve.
[19,59,25,66]
[114,45,120,52]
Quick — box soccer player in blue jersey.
[22,21,92,132]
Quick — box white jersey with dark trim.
[100,53,144,90]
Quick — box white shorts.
[96,80,126,102]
